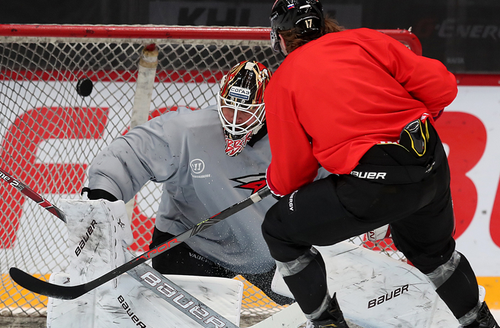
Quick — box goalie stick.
[0,167,66,222]
[10,186,271,300]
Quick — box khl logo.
[190,159,205,174]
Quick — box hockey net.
[0,24,421,319]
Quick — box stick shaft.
[0,167,66,222]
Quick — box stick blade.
[9,267,86,300]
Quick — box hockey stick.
[10,186,271,300]
[0,167,66,222]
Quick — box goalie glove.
[366,224,391,242]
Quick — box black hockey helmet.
[270,0,325,52]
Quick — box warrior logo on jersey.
[231,174,267,194]
[190,159,211,178]
[190,159,205,174]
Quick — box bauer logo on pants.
[350,171,387,180]
[288,190,298,213]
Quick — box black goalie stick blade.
[9,267,88,300]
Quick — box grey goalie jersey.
[88,105,277,274]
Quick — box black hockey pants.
[262,121,479,319]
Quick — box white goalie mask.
[217,61,272,156]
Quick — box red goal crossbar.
[0,24,422,55]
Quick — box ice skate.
[309,294,349,328]
[462,302,500,328]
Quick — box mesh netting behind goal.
[0,24,421,318]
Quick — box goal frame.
[0,24,421,318]
[0,24,422,54]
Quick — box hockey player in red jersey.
[262,0,499,327]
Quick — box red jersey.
[265,28,457,196]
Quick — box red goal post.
[0,24,421,317]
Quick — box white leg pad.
[271,241,460,328]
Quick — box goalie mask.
[217,61,271,157]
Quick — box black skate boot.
[310,293,349,328]
[463,302,499,328]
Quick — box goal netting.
[0,24,421,318]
